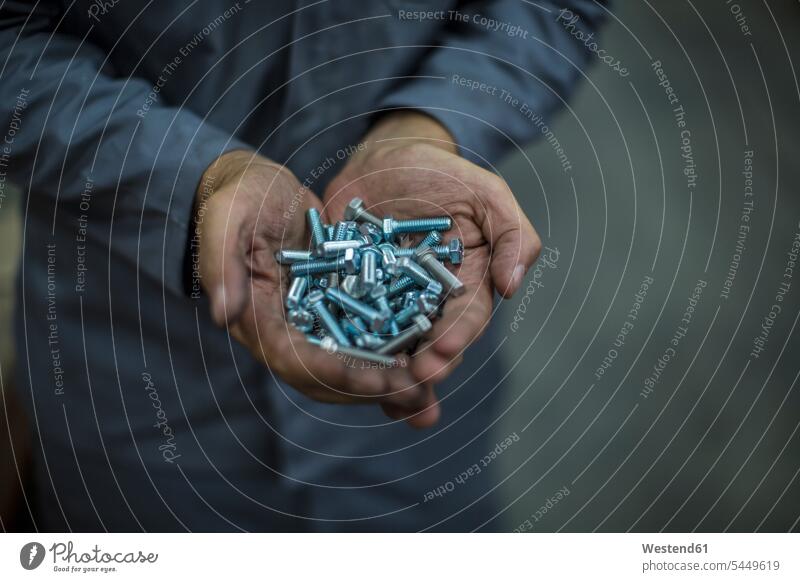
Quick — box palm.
[323,143,512,384]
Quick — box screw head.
[344,197,364,221]
[359,223,382,244]
[416,292,439,315]
[382,217,395,241]
[288,309,314,332]
[425,280,444,297]
[448,239,464,264]
[342,247,358,274]
[306,289,325,305]
[412,314,432,333]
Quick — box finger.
[410,347,463,386]
[201,193,250,326]
[424,277,493,360]
[380,383,441,428]
[480,180,541,298]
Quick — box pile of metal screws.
[276,197,465,365]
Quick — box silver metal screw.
[376,314,432,355]
[306,290,351,347]
[317,239,364,258]
[415,245,465,297]
[324,287,386,333]
[290,248,357,277]
[383,216,452,240]
[344,197,383,228]
[396,256,436,288]
[275,249,313,264]
[286,276,309,309]
[359,246,381,293]
[307,208,326,249]
[319,337,397,366]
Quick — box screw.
[341,274,365,298]
[359,246,382,293]
[324,287,386,333]
[306,290,351,347]
[376,314,432,355]
[382,216,452,240]
[319,337,397,366]
[289,248,357,277]
[317,239,364,258]
[286,276,309,309]
[344,197,383,228]
[359,223,382,244]
[419,230,443,248]
[396,256,436,288]
[387,275,416,299]
[332,221,350,242]
[394,302,420,328]
[275,249,313,264]
[369,285,398,335]
[445,239,464,264]
[307,208,326,249]
[287,308,315,332]
[415,245,465,297]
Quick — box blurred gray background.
[492,0,800,531]
[1,0,798,531]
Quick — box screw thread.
[333,222,349,241]
[289,257,342,276]
[393,217,452,233]
[387,275,416,298]
[307,209,326,248]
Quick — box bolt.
[419,230,443,248]
[355,333,386,350]
[369,285,399,335]
[306,208,326,249]
[289,248,357,277]
[446,239,464,264]
[286,276,309,309]
[359,223,383,244]
[344,197,383,228]
[324,287,386,333]
[287,308,315,332]
[359,246,382,293]
[332,221,351,242]
[394,302,420,328]
[415,245,465,297]
[325,224,335,242]
[306,290,351,347]
[319,337,398,366]
[376,314,432,355]
[382,216,452,240]
[396,256,436,288]
[341,274,364,298]
[317,239,364,258]
[387,275,416,299]
[275,249,313,264]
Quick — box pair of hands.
[196,112,540,428]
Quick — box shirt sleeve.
[379,0,608,166]
[0,1,249,297]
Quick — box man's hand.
[196,150,438,425]
[324,112,541,412]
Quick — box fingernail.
[511,264,526,292]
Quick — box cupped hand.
[196,150,438,426]
[324,112,541,411]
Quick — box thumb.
[487,213,540,299]
[199,193,250,326]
